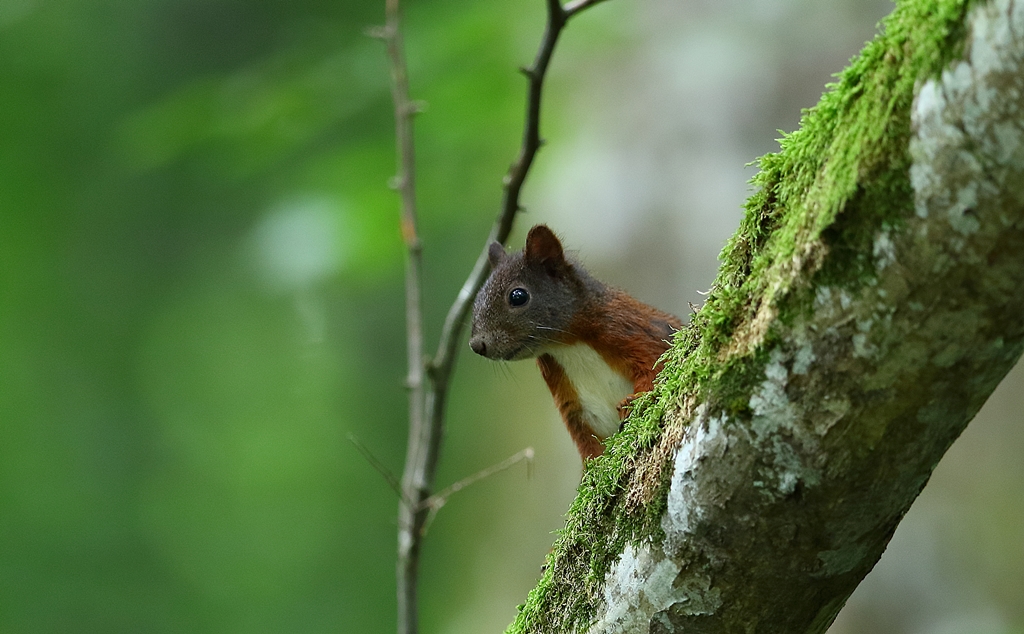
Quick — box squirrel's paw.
[617,394,638,422]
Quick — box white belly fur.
[548,343,633,438]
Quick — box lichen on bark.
[507,0,1024,631]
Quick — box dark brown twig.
[419,447,534,537]
[348,434,406,503]
[428,0,593,391]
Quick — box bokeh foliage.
[0,0,572,631]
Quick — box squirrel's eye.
[508,288,530,307]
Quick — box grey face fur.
[468,235,582,361]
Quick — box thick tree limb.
[509,0,1024,631]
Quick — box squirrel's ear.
[487,241,506,268]
[524,224,566,273]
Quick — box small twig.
[563,0,611,17]
[347,434,407,503]
[421,447,535,512]
[418,447,535,537]
[349,432,534,521]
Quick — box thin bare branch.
[382,0,428,633]
[418,447,535,537]
[428,0,604,401]
[564,0,611,17]
[348,434,406,503]
[421,447,535,512]
[408,2,603,603]
[380,0,610,632]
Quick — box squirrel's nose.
[469,336,487,356]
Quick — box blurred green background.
[1,0,1021,632]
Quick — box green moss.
[506,0,976,631]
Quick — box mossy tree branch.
[509,0,1024,631]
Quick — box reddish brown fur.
[538,289,681,461]
[537,355,606,460]
[469,224,683,463]
[572,289,681,396]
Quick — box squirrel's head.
[469,224,584,361]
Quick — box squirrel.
[469,224,682,461]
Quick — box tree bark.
[508,0,1024,631]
